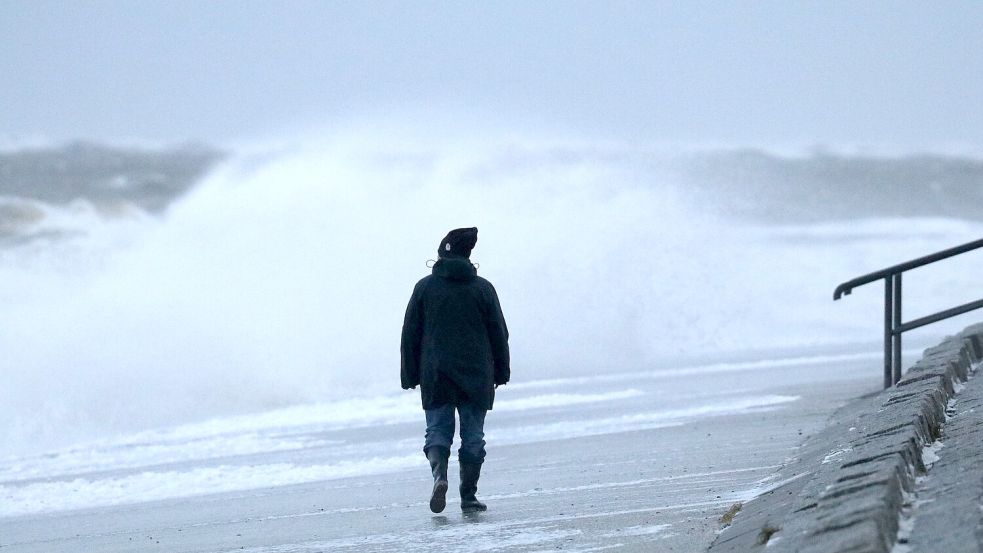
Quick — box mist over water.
[3,132,983,455]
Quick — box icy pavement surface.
[0,351,881,552]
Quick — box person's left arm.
[484,283,510,386]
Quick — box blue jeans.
[424,402,487,465]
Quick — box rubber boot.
[459,461,487,512]
[426,447,449,513]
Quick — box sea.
[2,136,983,519]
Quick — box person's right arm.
[400,281,425,389]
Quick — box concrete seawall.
[709,323,983,553]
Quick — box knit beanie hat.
[438,227,478,258]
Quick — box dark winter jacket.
[400,257,510,410]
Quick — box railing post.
[892,273,903,385]
[884,277,893,389]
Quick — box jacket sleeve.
[400,281,424,389]
[485,283,510,385]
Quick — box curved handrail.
[834,236,983,300]
[834,235,983,388]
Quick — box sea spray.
[2,136,982,455]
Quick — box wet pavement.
[0,353,881,552]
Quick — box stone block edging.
[708,323,983,553]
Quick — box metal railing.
[834,237,983,388]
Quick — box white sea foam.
[600,523,673,538]
[0,390,642,484]
[493,394,799,444]
[734,471,812,502]
[0,456,421,518]
[482,465,781,502]
[495,389,645,410]
[0,433,339,484]
[506,351,890,391]
[223,516,581,553]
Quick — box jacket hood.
[432,257,477,281]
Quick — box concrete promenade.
[710,324,983,553]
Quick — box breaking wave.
[2,133,983,454]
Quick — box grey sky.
[2,1,982,148]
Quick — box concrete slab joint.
[708,325,983,553]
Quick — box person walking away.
[400,227,510,513]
